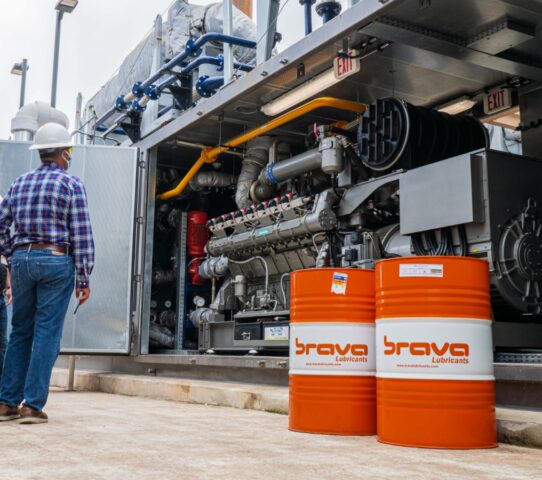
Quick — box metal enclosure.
[519,84,542,158]
[400,153,485,235]
[0,141,140,354]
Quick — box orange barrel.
[289,268,376,435]
[375,257,496,449]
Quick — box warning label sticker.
[264,326,289,341]
[399,264,444,278]
[331,272,348,295]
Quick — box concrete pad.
[51,369,542,449]
[497,407,542,449]
[0,391,540,480]
[51,368,289,414]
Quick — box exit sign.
[334,50,361,80]
[483,88,512,115]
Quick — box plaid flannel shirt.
[0,162,94,288]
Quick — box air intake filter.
[357,97,488,172]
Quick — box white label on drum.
[289,322,375,376]
[399,264,444,278]
[376,318,494,380]
[331,272,348,295]
[264,326,289,341]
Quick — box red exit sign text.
[484,88,512,115]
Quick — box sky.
[0,0,343,139]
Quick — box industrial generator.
[144,97,542,357]
[4,0,542,377]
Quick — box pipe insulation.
[11,101,69,140]
[235,137,272,209]
[86,0,257,126]
[189,171,237,191]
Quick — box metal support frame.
[135,0,405,151]
[168,74,193,111]
[256,0,281,64]
[223,0,234,84]
[360,17,542,82]
[141,15,165,138]
[74,92,83,144]
[175,214,188,350]
[119,114,142,144]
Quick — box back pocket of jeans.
[36,260,74,289]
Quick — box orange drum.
[375,257,497,449]
[289,268,376,435]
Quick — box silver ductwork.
[259,148,321,186]
[251,138,343,202]
[10,101,69,141]
[189,171,237,191]
[198,255,230,279]
[235,136,273,209]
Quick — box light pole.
[11,59,29,109]
[51,0,78,107]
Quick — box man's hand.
[4,287,11,306]
[5,269,11,305]
[76,287,91,305]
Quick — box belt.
[15,243,68,254]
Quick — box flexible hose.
[229,256,269,292]
[280,273,290,308]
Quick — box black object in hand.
[0,264,7,293]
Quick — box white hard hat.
[30,122,73,151]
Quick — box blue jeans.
[0,250,74,411]
[0,296,7,380]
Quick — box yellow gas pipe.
[158,97,367,200]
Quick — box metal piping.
[141,32,256,91]
[95,34,257,128]
[100,56,255,127]
[235,137,272,209]
[316,1,342,23]
[95,106,117,128]
[156,56,253,97]
[101,113,128,139]
[196,76,225,98]
[252,147,321,202]
[261,148,321,185]
[302,1,313,35]
[158,97,366,200]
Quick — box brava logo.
[383,336,469,357]
[295,338,368,356]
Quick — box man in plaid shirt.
[0,123,94,424]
